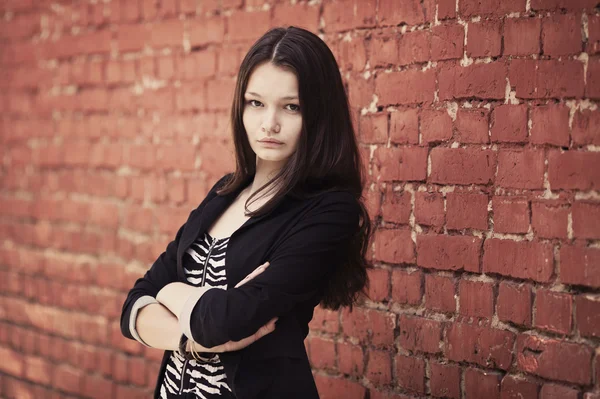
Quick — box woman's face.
[243,62,303,170]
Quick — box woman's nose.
[262,111,279,133]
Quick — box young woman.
[120,26,372,399]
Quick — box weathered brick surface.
[1,2,595,398]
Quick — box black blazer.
[120,172,360,398]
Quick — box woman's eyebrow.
[245,91,298,100]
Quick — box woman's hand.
[186,316,278,353]
[184,261,276,354]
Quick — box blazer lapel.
[176,174,274,279]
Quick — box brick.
[128,356,147,386]
[540,383,579,399]
[309,337,336,370]
[464,368,501,399]
[227,10,270,42]
[336,341,364,377]
[366,268,390,302]
[586,57,600,98]
[497,150,545,189]
[420,109,452,143]
[530,104,570,146]
[308,307,339,334]
[24,355,51,385]
[430,148,496,185]
[216,47,241,76]
[492,196,529,234]
[363,184,382,222]
[491,105,528,142]
[504,17,542,56]
[572,201,600,239]
[378,0,425,26]
[205,78,235,111]
[459,279,494,318]
[395,354,425,394]
[439,62,506,100]
[500,375,540,399]
[366,350,392,385]
[391,269,423,305]
[535,289,573,335]
[359,113,388,144]
[374,146,428,182]
[398,30,431,66]
[589,14,600,54]
[370,36,399,67]
[560,245,600,288]
[375,69,436,105]
[571,109,600,146]
[438,0,457,19]
[425,274,456,313]
[548,151,600,190]
[467,20,502,57]
[188,17,225,46]
[517,334,593,384]
[430,361,460,399]
[84,373,114,399]
[390,109,419,144]
[575,295,600,338]
[455,108,489,143]
[459,0,527,16]
[530,0,598,11]
[399,315,442,353]
[541,14,582,56]
[55,364,83,395]
[0,346,23,376]
[273,3,320,33]
[370,390,411,399]
[322,0,376,31]
[483,239,553,282]
[509,59,584,99]
[374,228,415,264]
[497,282,532,327]
[315,375,366,399]
[531,200,568,239]
[177,51,217,80]
[417,234,482,272]
[431,23,464,60]
[381,186,411,224]
[338,37,367,72]
[414,191,444,228]
[447,192,488,230]
[446,323,515,370]
[348,76,374,109]
[341,308,396,346]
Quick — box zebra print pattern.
[159,232,236,398]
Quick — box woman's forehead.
[245,63,299,99]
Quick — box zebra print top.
[158,231,236,398]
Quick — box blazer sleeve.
[186,191,360,348]
[119,172,233,342]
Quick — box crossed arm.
[133,262,275,353]
[120,188,360,354]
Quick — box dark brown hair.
[218,26,373,310]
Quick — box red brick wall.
[1,0,599,398]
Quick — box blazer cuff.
[178,287,213,341]
[129,295,159,347]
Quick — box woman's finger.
[234,261,270,288]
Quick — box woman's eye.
[286,104,300,112]
[247,100,262,107]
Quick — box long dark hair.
[217,26,373,310]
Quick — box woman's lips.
[258,140,284,147]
